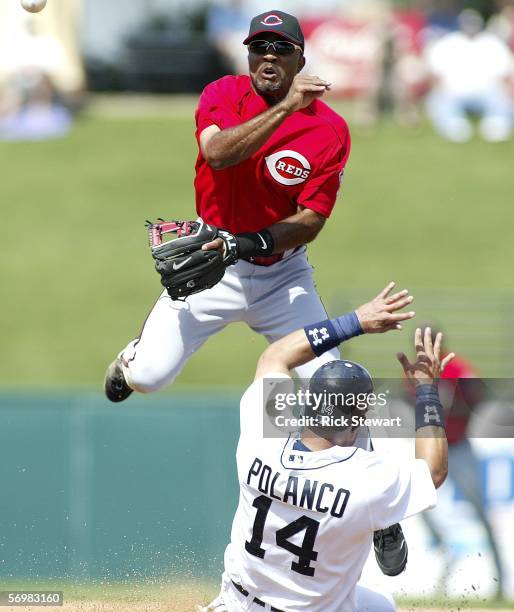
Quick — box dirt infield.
[0,583,510,612]
[0,603,511,612]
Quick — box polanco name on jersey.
[247,457,350,519]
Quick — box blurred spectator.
[489,1,514,51]
[298,0,394,126]
[206,0,251,74]
[341,0,395,126]
[424,9,513,142]
[0,71,72,142]
[0,0,84,141]
[300,0,428,126]
[417,328,505,599]
[380,7,429,126]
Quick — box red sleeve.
[297,123,351,218]
[442,357,477,379]
[195,76,242,140]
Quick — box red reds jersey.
[194,75,351,234]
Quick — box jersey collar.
[281,435,360,471]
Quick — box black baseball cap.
[243,10,305,49]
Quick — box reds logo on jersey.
[261,14,283,26]
[265,150,312,186]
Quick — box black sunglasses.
[246,39,298,56]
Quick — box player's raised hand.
[356,282,415,334]
[283,74,331,113]
[397,327,455,386]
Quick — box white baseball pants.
[197,574,396,611]
[121,248,340,393]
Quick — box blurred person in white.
[425,8,513,142]
[488,0,514,52]
[0,0,84,141]
[207,0,251,75]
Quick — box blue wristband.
[304,312,363,357]
[415,384,445,430]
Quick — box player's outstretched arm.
[255,282,415,379]
[200,75,331,170]
[397,327,455,488]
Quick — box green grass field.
[1,97,513,388]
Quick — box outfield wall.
[1,393,513,598]
[0,393,240,580]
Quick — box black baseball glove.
[146,219,238,300]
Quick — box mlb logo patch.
[289,454,304,464]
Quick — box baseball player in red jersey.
[105,10,408,575]
[105,10,350,398]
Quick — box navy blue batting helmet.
[305,360,374,430]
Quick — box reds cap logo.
[261,14,283,26]
[265,150,311,186]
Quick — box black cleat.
[104,357,133,403]
[374,523,408,576]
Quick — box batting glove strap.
[415,384,445,430]
[304,312,363,357]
